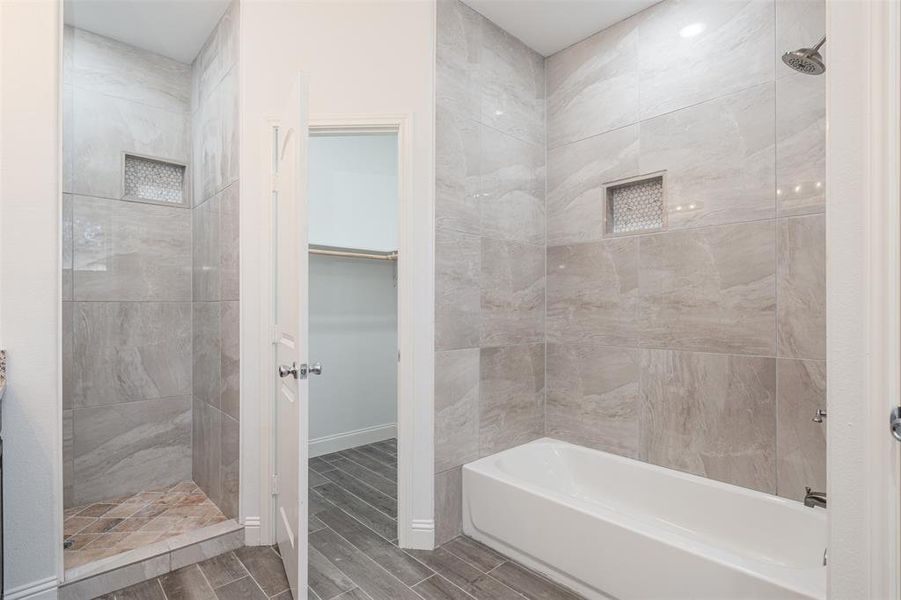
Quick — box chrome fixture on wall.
[812,408,827,423]
[782,36,826,75]
[803,487,827,509]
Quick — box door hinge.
[271,474,279,496]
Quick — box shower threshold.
[62,481,243,588]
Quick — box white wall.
[309,133,398,252]
[240,0,435,548]
[0,0,64,597]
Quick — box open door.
[274,75,310,599]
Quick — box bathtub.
[461,438,826,600]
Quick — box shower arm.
[807,36,826,56]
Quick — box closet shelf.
[309,244,398,261]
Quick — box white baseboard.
[402,518,435,550]
[243,516,261,546]
[5,576,59,600]
[309,423,397,457]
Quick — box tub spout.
[804,487,827,509]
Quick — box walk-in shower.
[783,35,826,75]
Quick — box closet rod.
[309,246,398,261]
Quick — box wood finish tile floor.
[97,440,585,600]
[65,481,228,570]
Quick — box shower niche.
[604,172,666,236]
[61,0,241,580]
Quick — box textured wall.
[62,26,193,507]
[543,0,826,502]
[434,0,547,544]
[191,0,241,519]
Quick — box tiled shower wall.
[62,27,194,507]
[434,0,826,541]
[434,0,547,544]
[191,1,241,520]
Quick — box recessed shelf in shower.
[122,153,188,206]
[604,172,666,236]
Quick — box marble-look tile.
[72,396,192,505]
[219,413,240,519]
[435,467,463,546]
[63,193,74,300]
[219,183,240,301]
[546,344,640,457]
[71,88,190,200]
[435,229,480,351]
[777,214,826,360]
[638,220,776,356]
[72,27,191,114]
[479,344,545,456]
[193,67,239,204]
[63,301,75,410]
[193,194,220,302]
[546,238,638,346]
[775,0,826,81]
[220,301,240,420]
[59,555,170,600]
[479,125,545,245]
[637,0,775,121]
[63,83,75,193]
[546,125,639,245]
[193,397,221,504]
[193,302,221,407]
[776,74,826,216]
[546,16,639,148]
[436,108,480,236]
[480,238,545,347]
[169,524,244,571]
[776,359,827,502]
[435,349,480,473]
[436,0,481,120]
[64,409,75,507]
[639,83,776,229]
[640,349,777,493]
[479,16,545,146]
[71,301,192,407]
[192,0,239,109]
[72,195,192,302]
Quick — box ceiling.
[461,0,660,56]
[63,0,230,64]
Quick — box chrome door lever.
[278,363,298,379]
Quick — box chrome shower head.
[782,36,826,75]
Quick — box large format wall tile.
[435,349,480,473]
[638,221,776,355]
[193,396,221,504]
[194,67,239,204]
[72,27,191,114]
[63,194,74,300]
[546,238,638,346]
[220,412,240,519]
[776,74,825,216]
[192,1,239,109]
[637,0,774,121]
[73,396,192,505]
[71,88,190,200]
[193,302,222,408]
[480,238,545,347]
[220,183,240,301]
[479,125,545,245]
[435,229,480,350]
[73,195,192,301]
[193,194,221,302]
[479,344,545,456]
[220,301,240,420]
[547,344,640,457]
[640,349,777,493]
[776,358,826,501]
[72,301,192,407]
[435,467,463,545]
[546,17,639,149]
[777,214,825,360]
[479,17,545,146]
[546,125,639,245]
[639,83,776,229]
[64,409,74,507]
[63,302,75,410]
[436,108,480,236]
[436,0,482,121]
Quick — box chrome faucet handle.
[812,408,827,423]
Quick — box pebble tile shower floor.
[64,481,228,570]
[95,440,585,599]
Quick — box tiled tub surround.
[435,0,826,540]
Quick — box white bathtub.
[462,438,826,600]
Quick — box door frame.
[826,0,901,597]
[253,113,435,550]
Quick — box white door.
[274,75,310,599]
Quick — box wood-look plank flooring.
[96,440,584,600]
